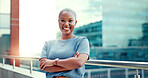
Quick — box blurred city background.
[0,0,148,78]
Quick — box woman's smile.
[62,26,70,31]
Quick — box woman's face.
[58,11,77,35]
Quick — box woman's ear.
[75,20,77,26]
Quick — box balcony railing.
[0,55,148,78]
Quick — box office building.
[102,0,148,47]
[74,21,102,47]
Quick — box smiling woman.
[19,0,57,57]
[39,8,90,78]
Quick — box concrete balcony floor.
[0,63,45,78]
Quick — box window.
[0,0,11,55]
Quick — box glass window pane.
[0,14,10,28]
[0,0,10,57]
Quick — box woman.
[39,8,90,78]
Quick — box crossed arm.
[39,52,89,73]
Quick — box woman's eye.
[61,20,65,22]
[69,20,73,22]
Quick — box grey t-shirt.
[40,36,90,78]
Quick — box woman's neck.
[60,34,74,40]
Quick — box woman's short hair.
[59,8,76,19]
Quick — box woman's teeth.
[64,28,69,30]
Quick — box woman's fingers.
[39,58,47,61]
[39,59,46,67]
[40,58,46,63]
[41,64,46,70]
[40,61,46,69]
[74,51,79,57]
[40,59,54,70]
[41,63,50,70]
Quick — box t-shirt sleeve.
[40,41,48,60]
[77,37,90,57]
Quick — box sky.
[19,0,102,57]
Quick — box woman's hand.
[39,59,54,70]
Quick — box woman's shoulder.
[76,36,88,40]
[75,36,88,44]
[44,39,57,45]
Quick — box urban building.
[128,22,148,46]
[0,34,10,64]
[141,23,148,46]
[0,34,10,55]
[102,0,148,47]
[73,21,102,47]
[90,47,148,62]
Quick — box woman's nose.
[64,21,69,26]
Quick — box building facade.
[74,21,102,47]
[102,0,148,47]
[141,23,148,46]
[128,22,148,46]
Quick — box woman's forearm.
[42,66,70,73]
[40,53,88,71]
[57,54,88,70]
[40,57,82,72]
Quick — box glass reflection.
[0,0,10,64]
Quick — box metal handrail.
[0,55,39,74]
[0,55,148,78]
[0,55,39,60]
[86,60,148,70]
[0,55,148,70]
